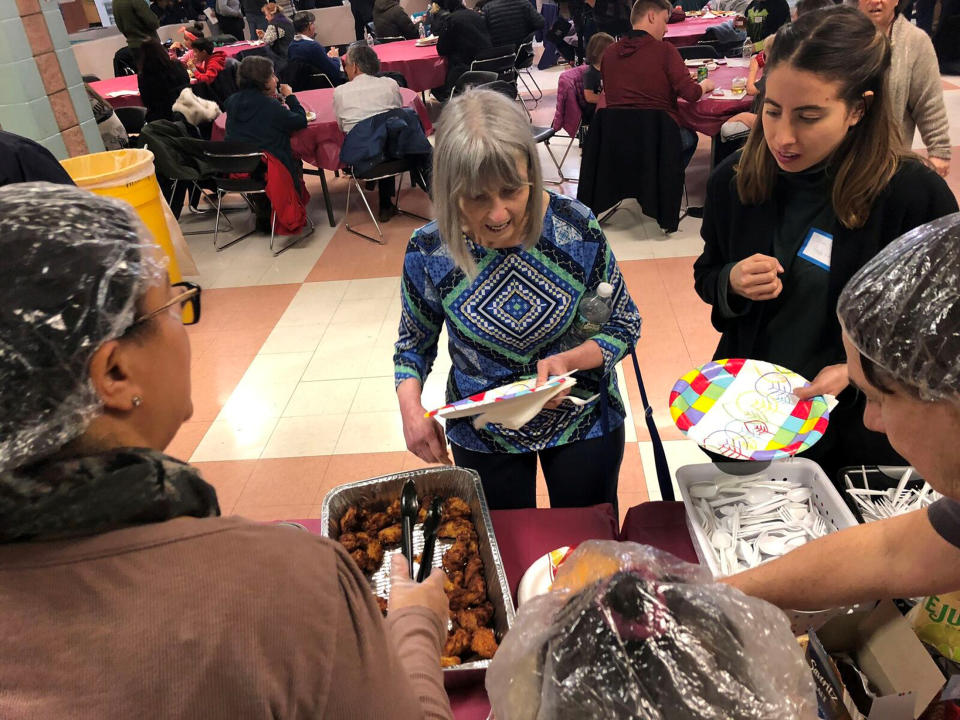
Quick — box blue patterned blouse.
[394,192,643,453]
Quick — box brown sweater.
[0,516,453,720]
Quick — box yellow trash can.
[60,149,182,282]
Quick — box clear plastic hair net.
[0,182,166,473]
[837,211,960,402]
[486,541,817,719]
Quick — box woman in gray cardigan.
[858,0,952,177]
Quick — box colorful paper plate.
[426,375,576,420]
[669,358,830,462]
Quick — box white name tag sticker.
[798,228,833,270]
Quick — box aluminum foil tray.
[320,466,516,680]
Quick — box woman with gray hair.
[726,212,960,611]
[394,89,642,510]
[0,184,453,719]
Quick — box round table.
[677,62,754,136]
[664,14,737,46]
[211,86,433,171]
[372,39,448,93]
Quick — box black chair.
[450,70,498,97]
[678,44,719,59]
[365,20,406,43]
[343,158,427,243]
[577,107,685,233]
[282,58,336,91]
[82,74,101,83]
[470,44,518,83]
[114,106,148,138]
[201,141,311,254]
[514,35,542,103]
[378,70,408,88]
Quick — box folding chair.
[114,106,148,139]
[514,36,543,103]
[678,44,720,59]
[343,159,427,244]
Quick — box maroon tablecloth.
[91,74,143,109]
[664,15,735,45]
[373,39,448,93]
[618,500,699,564]
[677,63,753,136]
[211,87,433,171]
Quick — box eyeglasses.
[130,281,202,328]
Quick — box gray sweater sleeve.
[902,20,952,159]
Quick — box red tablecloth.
[664,15,735,45]
[373,39,448,93]
[211,87,433,171]
[92,74,143,109]
[677,63,753,136]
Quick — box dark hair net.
[0,182,166,472]
[838,211,960,402]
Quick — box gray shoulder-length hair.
[432,88,544,277]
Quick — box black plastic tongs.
[416,497,443,583]
[400,479,420,579]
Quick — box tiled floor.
[172,57,960,527]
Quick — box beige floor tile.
[335,411,407,454]
[352,376,402,413]
[284,379,361,416]
[258,323,329,354]
[190,415,279,462]
[261,414,347,458]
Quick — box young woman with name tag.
[693,6,956,482]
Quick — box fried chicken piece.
[448,586,487,611]
[339,506,362,534]
[463,555,484,588]
[443,570,464,593]
[385,498,401,522]
[440,656,461,668]
[416,494,434,523]
[363,511,392,534]
[350,548,368,571]
[377,523,402,546]
[470,627,498,659]
[442,544,468,573]
[365,539,384,568]
[375,595,388,616]
[444,627,471,658]
[456,602,494,632]
[437,517,475,539]
[338,531,363,552]
[443,497,471,520]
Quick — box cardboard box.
[809,601,945,720]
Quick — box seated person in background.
[225,56,307,230]
[433,0,492,100]
[745,33,771,95]
[259,2,296,58]
[334,44,404,221]
[288,11,347,84]
[0,183,453,720]
[741,0,789,48]
[187,37,227,84]
[374,0,420,38]
[791,0,837,18]
[482,0,544,52]
[856,0,951,177]
[84,83,129,150]
[600,0,714,168]
[582,31,614,122]
[137,38,191,123]
[0,131,74,186]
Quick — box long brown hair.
[736,5,902,229]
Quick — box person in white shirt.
[333,43,404,220]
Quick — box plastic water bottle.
[419,22,426,38]
[563,283,614,348]
[742,39,753,59]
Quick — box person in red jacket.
[600,0,715,167]
[188,38,227,83]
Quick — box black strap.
[630,347,674,501]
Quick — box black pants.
[378,176,395,211]
[216,15,245,41]
[451,424,625,511]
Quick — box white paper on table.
[710,89,748,100]
[106,90,140,97]
[726,58,751,67]
[686,359,806,458]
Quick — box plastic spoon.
[757,530,807,556]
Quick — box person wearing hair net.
[0,184,452,720]
[725,212,960,609]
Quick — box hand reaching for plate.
[536,353,574,409]
[793,363,848,400]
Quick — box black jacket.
[138,62,191,123]
[340,107,432,189]
[743,0,789,42]
[576,107,684,232]
[437,8,492,67]
[0,131,74,187]
[373,0,419,38]
[693,154,958,369]
[482,0,543,50]
[224,89,307,186]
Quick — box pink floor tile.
[237,456,333,507]
[189,354,256,423]
[191,460,257,513]
[230,504,321,522]
[322,452,411,487]
[166,421,211,461]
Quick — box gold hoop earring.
[132,396,143,408]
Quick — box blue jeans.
[245,13,267,40]
[680,126,699,169]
